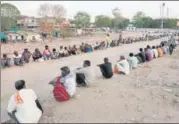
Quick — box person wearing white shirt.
[7,80,43,123]
[75,60,94,86]
[59,46,65,57]
[60,66,76,97]
[13,51,23,66]
[127,53,139,70]
[116,55,130,75]
[152,46,158,58]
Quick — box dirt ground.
[1,32,179,123]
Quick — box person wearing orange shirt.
[157,45,164,57]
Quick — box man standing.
[105,34,111,48]
[7,80,43,123]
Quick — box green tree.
[111,18,129,29]
[132,11,145,28]
[95,15,112,28]
[74,12,91,28]
[163,18,178,28]
[141,16,153,28]
[118,18,130,29]
[1,3,20,31]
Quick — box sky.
[2,1,179,22]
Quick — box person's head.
[35,48,39,52]
[152,46,156,49]
[15,80,26,90]
[147,45,151,49]
[64,47,67,50]
[61,66,70,77]
[83,60,91,67]
[107,34,109,37]
[3,54,7,58]
[24,48,28,52]
[156,46,159,48]
[120,55,125,60]
[144,48,148,52]
[14,51,18,56]
[162,43,165,47]
[139,48,143,52]
[129,53,134,57]
[60,46,63,49]
[104,57,109,63]
[53,48,56,52]
[45,45,49,49]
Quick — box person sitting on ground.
[75,60,94,87]
[135,54,143,64]
[76,46,82,54]
[67,46,73,55]
[7,80,43,123]
[97,57,113,79]
[84,44,93,53]
[51,48,59,59]
[1,54,11,68]
[127,53,139,70]
[43,45,52,60]
[64,47,69,57]
[49,66,76,101]
[80,42,85,53]
[71,45,78,55]
[145,48,152,61]
[13,51,23,66]
[22,48,31,63]
[161,43,168,54]
[152,46,158,58]
[169,44,174,55]
[157,45,164,57]
[138,48,146,63]
[32,48,43,62]
[94,42,100,50]
[59,46,65,57]
[114,55,130,75]
[110,40,116,47]
[147,45,154,59]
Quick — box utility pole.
[161,3,165,29]
[166,7,169,19]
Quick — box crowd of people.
[6,34,178,123]
[1,33,173,69]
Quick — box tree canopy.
[132,11,179,28]
[1,3,21,31]
[74,12,91,28]
[95,15,112,27]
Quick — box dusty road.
[2,32,179,122]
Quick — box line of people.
[6,39,177,123]
[1,34,168,69]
